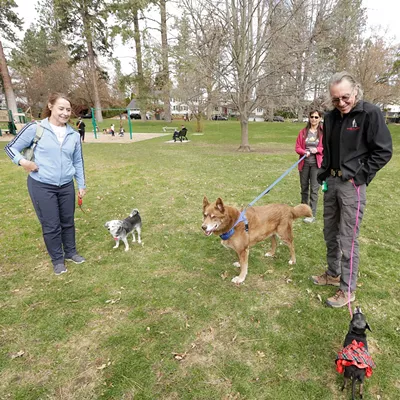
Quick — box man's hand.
[19,159,38,172]
[78,188,86,198]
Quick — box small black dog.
[104,209,142,251]
[336,307,375,400]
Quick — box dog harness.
[220,211,248,240]
[336,340,376,378]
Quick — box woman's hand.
[306,151,310,157]
[19,159,38,173]
[78,188,86,198]
[310,148,317,154]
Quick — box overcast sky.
[13,0,400,73]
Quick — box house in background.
[383,104,400,123]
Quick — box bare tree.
[159,0,172,121]
[0,0,23,116]
[353,35,400,104]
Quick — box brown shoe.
[311,271,340,287]
[326,289,355,308]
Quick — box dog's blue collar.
[220,211,248,240]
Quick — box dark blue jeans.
[27,176,77,265]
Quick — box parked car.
[273,116,285,122]
[130,113,141,120]
[292,117,310,123]
[82,113,92,119]
[212,115,228,120]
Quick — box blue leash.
[246,154,307,209]
[220,155,307,240]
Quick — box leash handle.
[78,194,85,213]
[246,154,307,208]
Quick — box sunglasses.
[309,116,320,119]
[331,92,353,104]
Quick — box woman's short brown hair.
[42,93,72,118]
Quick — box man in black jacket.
[311,71,392,308]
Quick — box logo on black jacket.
[347,119,360,131]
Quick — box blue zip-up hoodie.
[4,118,86,189]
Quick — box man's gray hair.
[329,71,363,103]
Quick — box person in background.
[311,71,392,308]
[76,117,86,142]
[295,110,324,223]
[4,92,86,275]
[110,123,115,137]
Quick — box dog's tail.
[292,204,312,219]
[130,209,140,217]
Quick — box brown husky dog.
[202,197,312,283]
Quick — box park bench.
[0,110,25,136]
[162,126,178,133]
[0,110,11,136]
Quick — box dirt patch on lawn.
[0,132,168,144]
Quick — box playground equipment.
[0,109,27,136]
[90,107,134,139]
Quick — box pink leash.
[348,180,361,318]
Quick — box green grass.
[0,120,399,399]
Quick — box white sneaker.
[303,217,315,223]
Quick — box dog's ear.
[216,198,225,212]
[203,196,209,211]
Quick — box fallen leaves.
[105,298,121,304]
[97,360,112,370]
[10,350,24,359]
[172,352,187,361]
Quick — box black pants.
[27,176,77,265]
[299,158,319,217]
[79,130,85,142]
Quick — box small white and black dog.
[104,209,142,251]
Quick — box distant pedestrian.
[110,123,115,137]
[76,117,86,142]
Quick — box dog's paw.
[124,247,130,252]
[264,252,274,258]
[288,260,296,265]
[231,276,245,284]
[113,245,118,249]
[232,262,241,268]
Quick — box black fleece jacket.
[317,100,393,185]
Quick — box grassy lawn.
[0,120,399,399]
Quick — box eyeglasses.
[331,93,353,104]
[309,116,320,119]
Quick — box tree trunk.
[0,39,18,116]
[195,114,203,132]
[133,9,147,122]
[160,0,171,122]
[238,118,250,152]
[86,38,103,123]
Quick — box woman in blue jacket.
[5,93,86,275]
